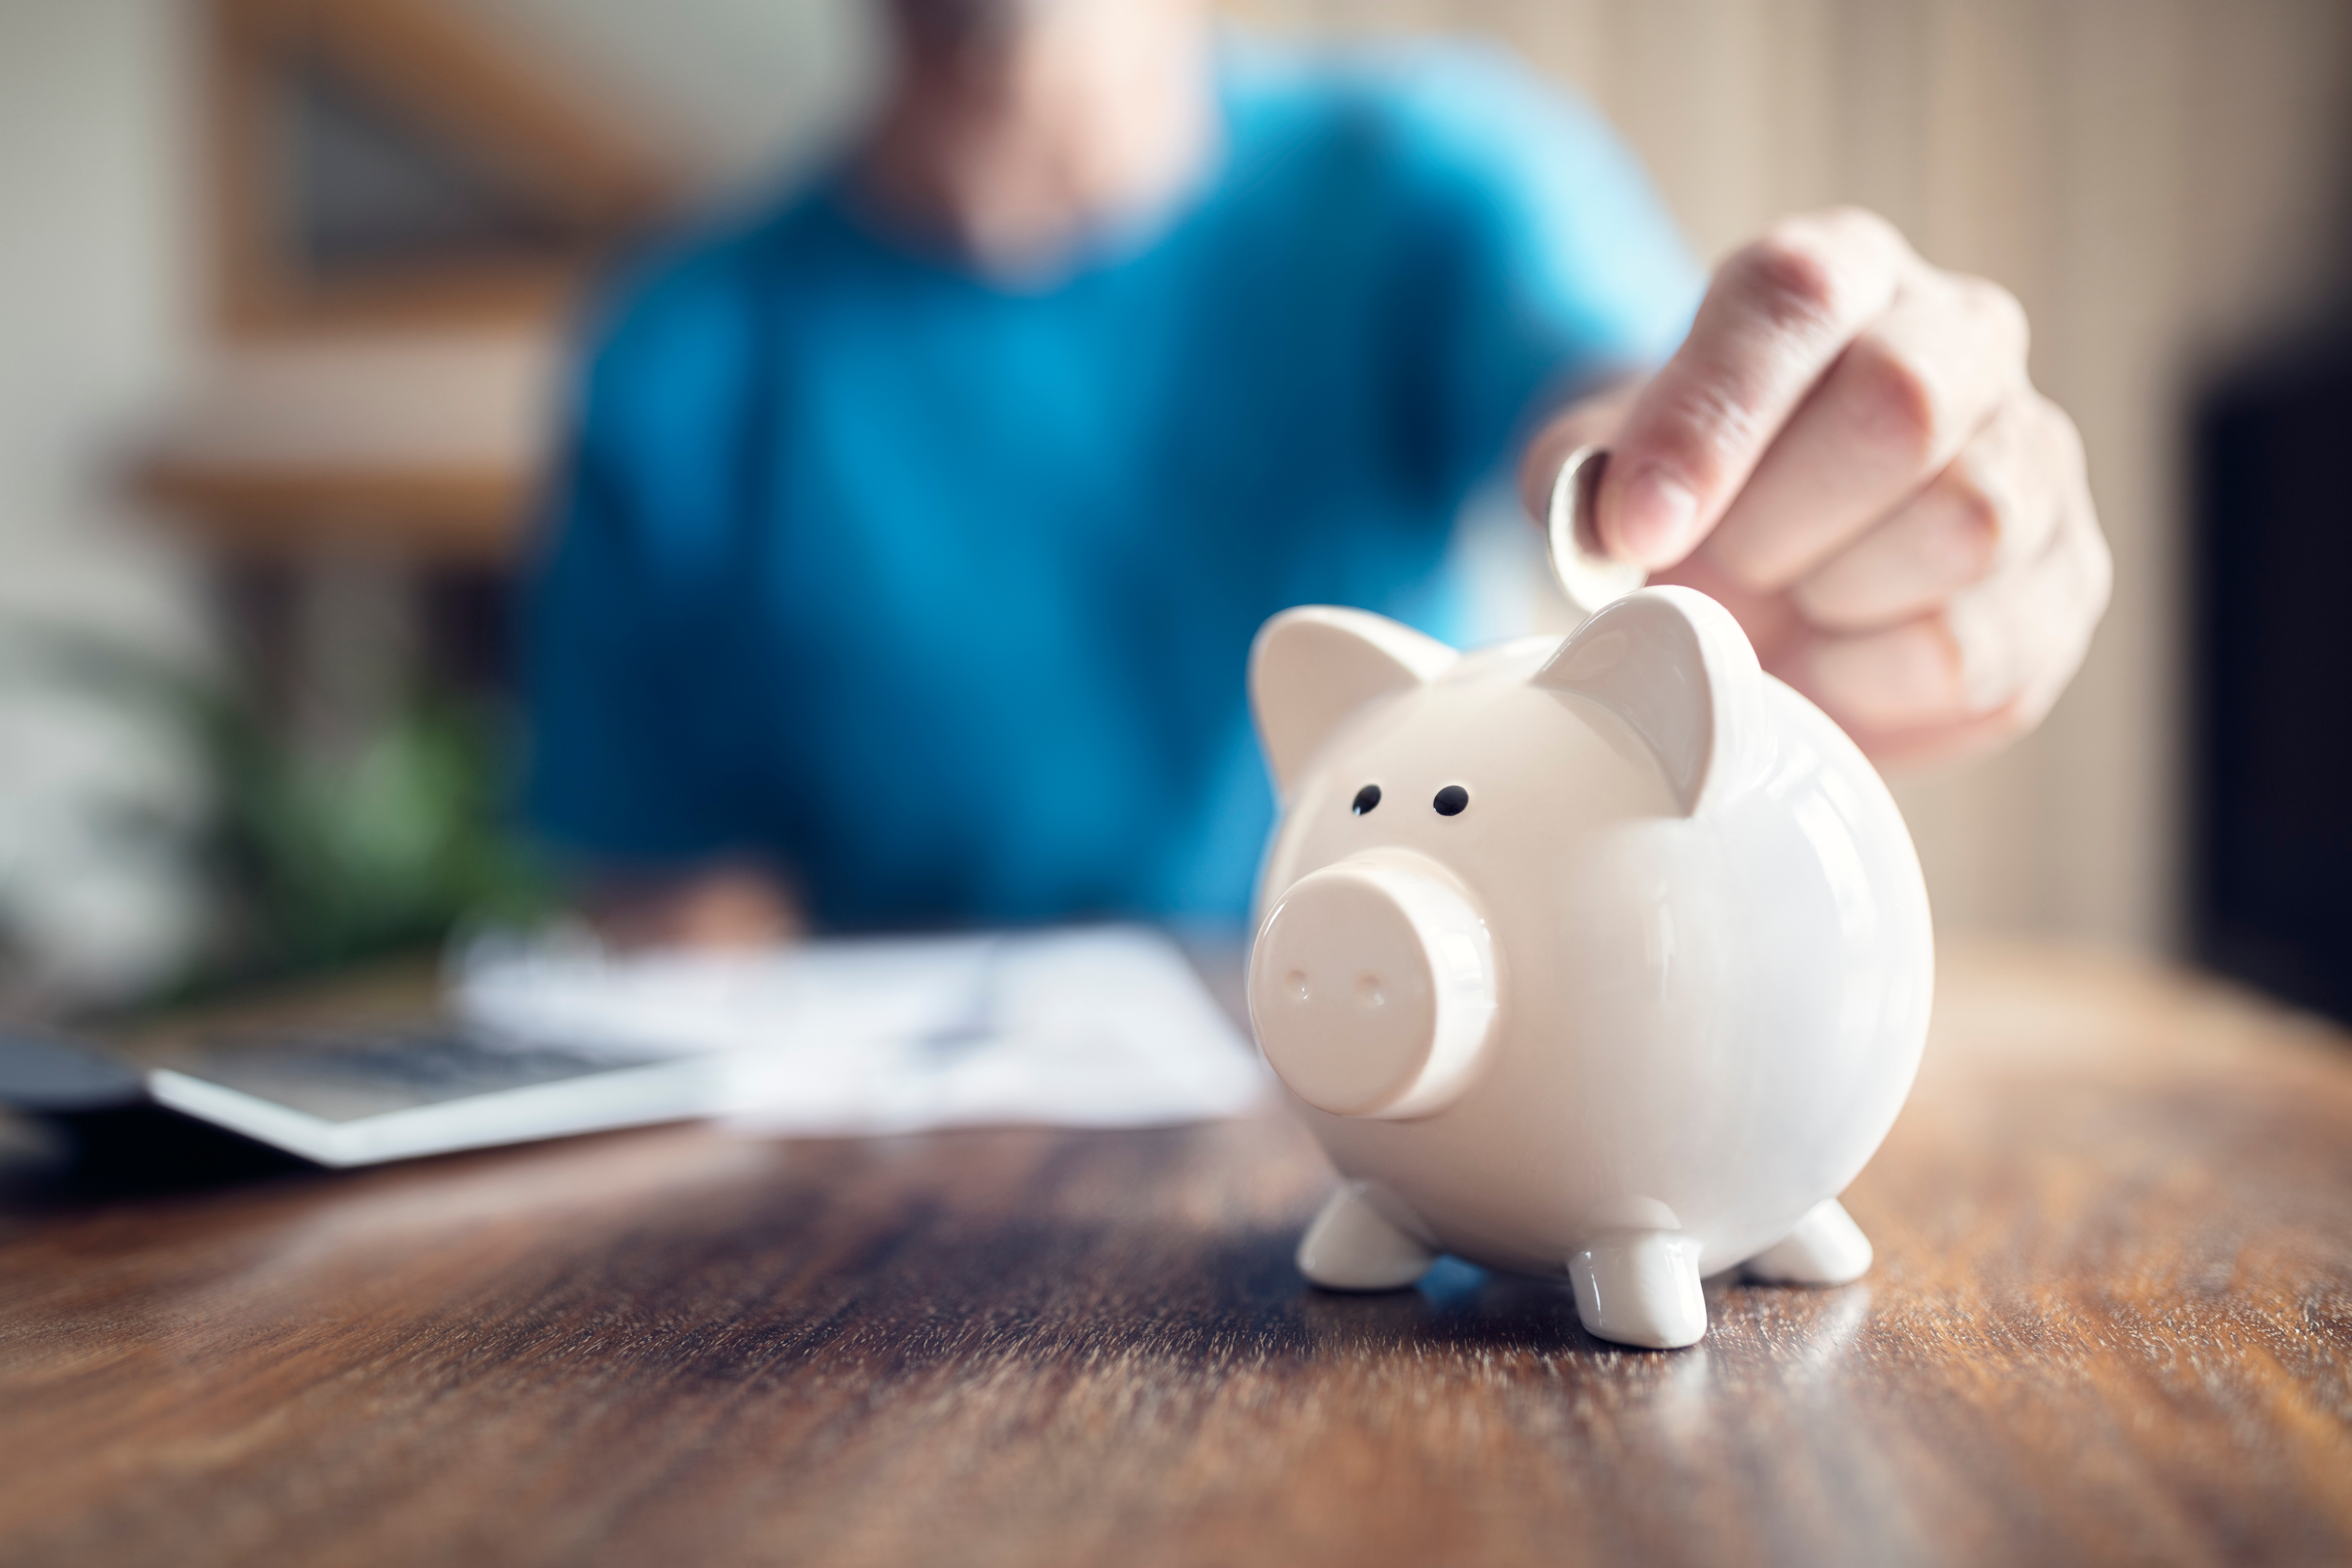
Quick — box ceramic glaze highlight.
[1245,580,1933,1349]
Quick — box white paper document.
[131,926,1268,1168]
[452,924,1272,1138]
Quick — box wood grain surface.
[2,939,2349,1567]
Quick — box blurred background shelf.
[140,458,532,565]
[138,327,561,566]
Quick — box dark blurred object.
[0,1029,305,1195]
[0,1030,146,1113]
[2190,326,2352,1027]
[38,1105,312,1195]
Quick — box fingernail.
[1613,468,1698,565]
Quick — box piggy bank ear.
[1531,586,1767,816]
[1250,607,1456,800]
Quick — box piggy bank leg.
[1740,1198,1873,1285]
[1568,1232,1707,1349]
[1296,1181,1435,1291]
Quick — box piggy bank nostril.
[1248,854,1498,1120]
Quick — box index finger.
[1597,208,1913,569]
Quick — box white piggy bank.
[1246,562,1934,1348]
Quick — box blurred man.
[528,0,2109,944]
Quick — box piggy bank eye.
[1351,784,1382,815]
[1432,785,1469,816]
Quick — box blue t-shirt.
[524,41,1700,929]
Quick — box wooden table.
[2,940,2349,1566]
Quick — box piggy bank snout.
[1248,855,1500,1120]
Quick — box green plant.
[203,684,558,981]
[0,624,555,1002]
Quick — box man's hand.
[585,864,803,951]
[1521,208,2110,770]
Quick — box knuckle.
[1973,682,2037,736]
[1972,278,2031,361]
[1940,598,2019,713]
[1991,693,2046,739]
[2078,517,2115,612]
[1726,228,1848,335]
[1842,334,1942,466]
[1804,204,1904,252]
[1943,471,2006,568]
[2034,397,2110,608]
[1928,603,1973,671]
[1832,205,1909,255]
[2038,393,2089,477]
